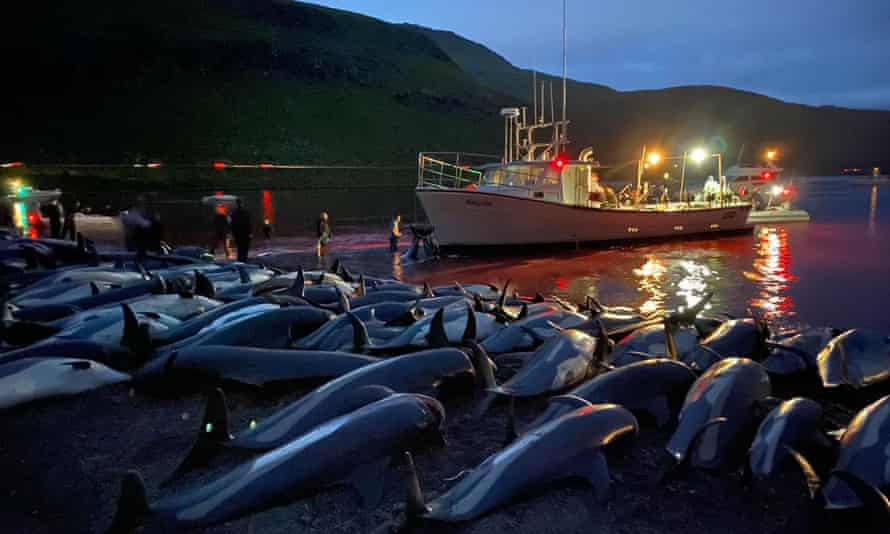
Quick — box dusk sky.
[311,0,890,110]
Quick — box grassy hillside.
[1,1,502,166]
[1,1,887,176]
[417,26,890,175]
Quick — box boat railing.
[417,153,494,190]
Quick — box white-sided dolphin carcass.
[817,329,890,389]
[0,357,130,410]
[666,358,772,470]
[108,393,445,532]
[405,402,638,523]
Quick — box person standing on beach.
[61,200,79,240]
[45,199,62,239]
[211,205,231,259]
[389,213,401,252]
[316,211,331,257]
[230,198,252,262]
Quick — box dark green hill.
[416,26,890,174]
[1,1,502,165]
[1,1,887,175]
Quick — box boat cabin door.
[560,164,597,207]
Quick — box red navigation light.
[760,170,772,180]
[212,161,226,170]
[28,227,38,239]
[147,162,162,169]
[550,154,568,172]
[27,212,39,224]
[214,191,223,196]
[1,161,23,168]
[259,162,273,169]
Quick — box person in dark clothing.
[229,198,252,262]
[61,200,79,240]
[389,213,401,252]
[44,200,62,239]
[316,211,331,257]
[211,207,231,259]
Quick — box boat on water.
[416,0,755,249]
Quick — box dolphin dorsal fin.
[356,274,366,297]
[347,312,371,353]
[89,281,100,296]
[423,282,434,298]
[462,302,477,343]
[120,304,139,348]
[330,258,341,275]
[288,267,306,298]
[426,308,449,348]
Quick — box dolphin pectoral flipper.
[107,470,149,534]
[829,470,890,523]
[784,446,821,500]
[403,452,430,519]
[350,459,389,508]
[658,417,728,485]
[572,450,611,500]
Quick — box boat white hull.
[417,190,753,246]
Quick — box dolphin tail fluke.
[347,311,371,353]
[107,470,149,534]
[426,308,449,348]
[403,451,430,520]
[164,388,232,485]
[785,446,822,500]
[462,303,477,343]
[288,266,306,298]
[194,270,215,298]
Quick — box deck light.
[647,152,662,165]
[690,148,708,164]
[766,150,777,161]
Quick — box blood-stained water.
[404,178,890,333]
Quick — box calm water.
[401,178,890,334]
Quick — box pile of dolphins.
[2,233,890,532]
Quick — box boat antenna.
[560,0,568,153]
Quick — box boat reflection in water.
[869,185,878,236]
[745,226,797,326]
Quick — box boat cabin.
[477,161,606,207]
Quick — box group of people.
[34,199,79,240]
[209,203,404,263]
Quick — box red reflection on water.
[746,226,797,322]
[262,190,274,224]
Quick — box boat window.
[482,164,561,188]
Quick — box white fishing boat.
[415,1,752,248]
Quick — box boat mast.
[560,0,567,154]
[532,70,538,129]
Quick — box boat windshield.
[482,163,589,189]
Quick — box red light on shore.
[1,161,23,168]
[212,161,226,170]
[147,162,162,169]
[259,162,273,169]
[214,191,223,196]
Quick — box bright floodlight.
[766,149,777,160]
[772,185,782,196]
[690,148,708,164]
[647,152,662,165]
